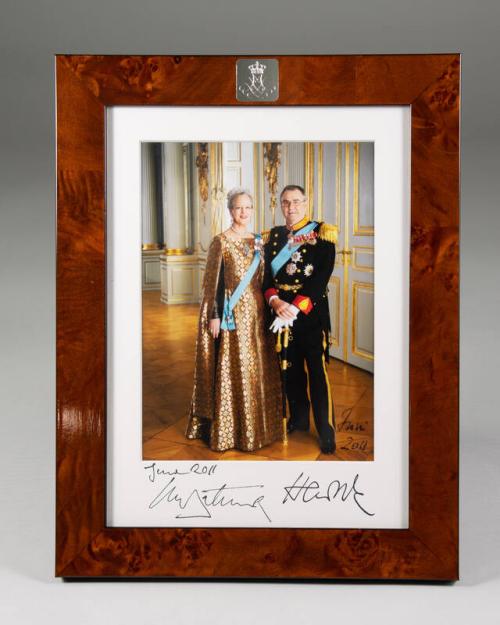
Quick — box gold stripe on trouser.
[322,331,335,430]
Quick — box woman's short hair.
[227,187,253,211]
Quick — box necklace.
[230,225,249,238]
[229,226,253,256]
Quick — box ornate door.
[328,142,374,373]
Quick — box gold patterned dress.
[186,233,283,452]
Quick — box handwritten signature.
[282,472,374,517]
[144,462,374,521]
[147,475,271,522]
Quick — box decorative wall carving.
[195,142,209,209]
[263,142,281,225]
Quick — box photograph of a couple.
[141,141,374,462]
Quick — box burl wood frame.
[56,55,459,580]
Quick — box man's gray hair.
[279,184,306,201]
[227,187,254,211]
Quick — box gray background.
[1,0,499,622]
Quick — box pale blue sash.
[270,222,317,277]
[220,235,262,331]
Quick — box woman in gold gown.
[186,188,283,452]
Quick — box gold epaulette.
[261,229,271,244]
[318,222,338,244]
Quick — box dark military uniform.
[263,217,337,453]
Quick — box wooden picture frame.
[56,54,459,580]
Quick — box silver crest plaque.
[236,59,279,102]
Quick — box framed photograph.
[56,54,459,579]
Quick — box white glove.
[269,316,294,333]
[269,317,283,333]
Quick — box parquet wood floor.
[142,291,374,461]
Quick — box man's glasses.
[280,199,305,208]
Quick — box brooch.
[286,262,297,275]
[304,264,314,277]
[253,238,264,253]
[291,251,302,263]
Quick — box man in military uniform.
[263,184,337,454]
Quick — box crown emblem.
[236,59,279,102]
[249,60,266,75]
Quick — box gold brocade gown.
[186,233,283,452]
